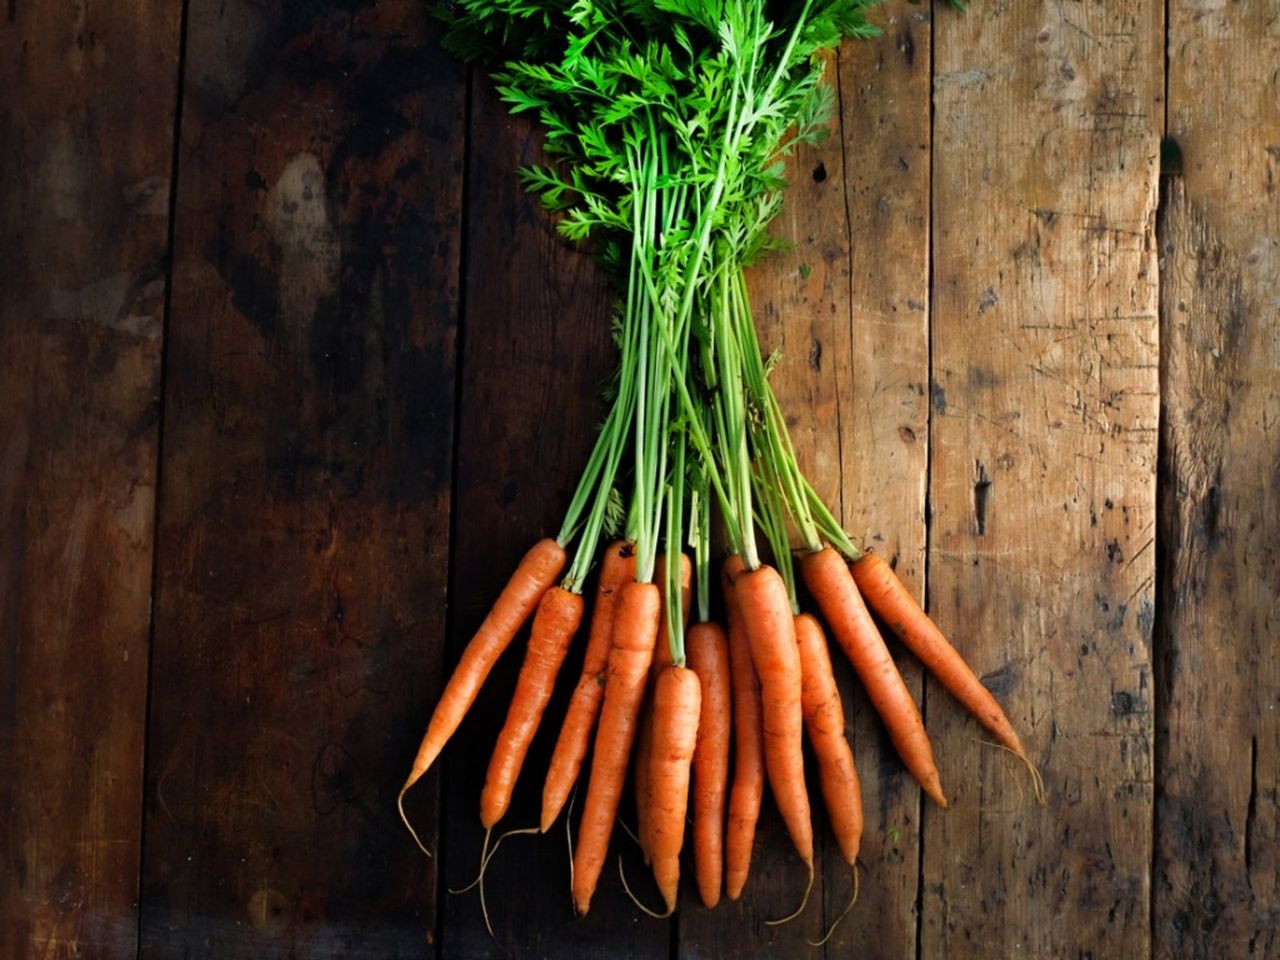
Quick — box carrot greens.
[402,0,1040,926]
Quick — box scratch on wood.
[973,460,992,535]
[935,68,995,88]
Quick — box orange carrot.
[851,553,1026,758]
[801,547,947,808]
[795,612,863,868]
[480,586,584,829]
[572,581,660,916]
[687,621,731,908]
[723,556,763,901]
[637,553,692,863]
[734,564,813,869]
[647,665,702,913]
[401,538,565,810]
[541,541,636,832]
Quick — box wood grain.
[1155,5,1280,953]
[676,9,932,954]
[438,76,668,960]
[928,1,1162,956]
[5,4,1278,956]
[0,2,180,956]
[139,3,464,956]
[829,7,932,955]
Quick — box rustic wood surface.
[1,2,180,957]
[137,2,463,955]
[929,2,1162,957]
[2,1,1277,958]
[1156,3,1280,955]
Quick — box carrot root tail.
[975,736,1048,807]
[1023,751,1048,806]
[448,826,492,896]
[808,863,859,947]
[397,781,433,857]
[764,859,814,926]
[617,855,674,919]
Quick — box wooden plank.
[928,2,1161,957]
[0,2,180,956]
[678,56,847,958]
[677,5,933,954]
[827,7,932,955]
[138,4,464,956]
[1155,5,1280,953]
[438,77,669,960]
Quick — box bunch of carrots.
[399,0,1040,932]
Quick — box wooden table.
[2,2,1276,957]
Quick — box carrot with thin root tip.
[572,581,660,916]
[795,613,863,868]
[541,541,636,832]
[637,553,690,865]
[480,586,584,829]
[687,621,730,909]
[802,547,947,808]
[647,665,701,913]
[400,538,566,849]
[735,565,813,870]
[850,553,1042,801]
[723,555,763,901]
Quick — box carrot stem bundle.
[405,0,1033,926]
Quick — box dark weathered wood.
[139,3,464,955]
[0,2,180,956]
[1154,176,1279,960]
[1154,8,1280,949]
[438,76,669,960]
[928,1,1161,956]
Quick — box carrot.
[480,586,584,829]
[572,581,660,916]
[722,555,763,901]
[400,538,566,843]
[795,613,863,868]
[851,553,1029,759]
[637,553,692,863]
[801,547,947,808]
[734,564,813,869]
[647,665,702,913]
[541,541,636,832]
[687,621,731,908]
